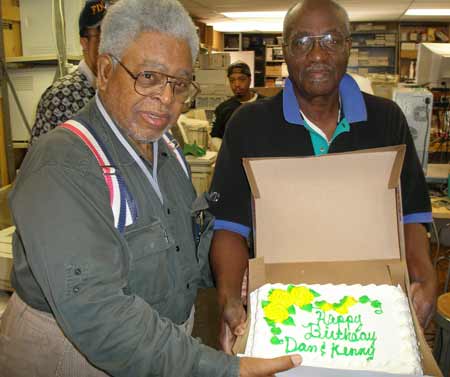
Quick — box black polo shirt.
[209,75,431,239]
[210,93,265,139]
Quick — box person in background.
[0,0,301,376]
[210,61,264,151]
[29,0,107,145]
[209,0,437,353]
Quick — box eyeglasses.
[286,32,350,57]
[110,55,201,104]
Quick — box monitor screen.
[416,43,450,87]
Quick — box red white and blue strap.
[61,120,136,233]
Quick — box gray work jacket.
[9,99,239,377]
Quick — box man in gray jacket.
[0,0,300,376]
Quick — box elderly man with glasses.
[0,0,302,376]
[209,0,437,354]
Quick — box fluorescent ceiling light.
[210,21,283,32]
[221,11,287,19]
[405,9,450,16]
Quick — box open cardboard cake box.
[233,146,442,377]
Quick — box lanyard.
[95,94,164,204]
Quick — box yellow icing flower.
[268,289,294,307]
[263,302,290,323]
[320,302,334,312]
[289,286,315,307]
[345,296,357,307]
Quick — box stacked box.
[265,65,282,77]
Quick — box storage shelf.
[348,65,395,68]
[266,59,284,63]
[352,45,396,48]
[12,142,29,149]
[265,75,288,78]
[352,30,397,35]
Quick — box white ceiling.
[180,0,450,25]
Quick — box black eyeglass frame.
[110,55,201,104]
[284,32,351,57]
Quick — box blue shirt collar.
[283,73,368,126]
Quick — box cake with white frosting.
[245,283,422,374]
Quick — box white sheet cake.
[245,283,422,374]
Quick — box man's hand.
[404,223,438,329]
[219,296,247,354]
[411,280,437,328]
[240,355,302,377]
[210,230,250,353]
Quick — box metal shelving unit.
[0,0,73,183]
[0,4,17,185]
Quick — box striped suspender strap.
[61,120,137,233]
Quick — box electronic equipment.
[19,0,85,57]
[7,67,57,142]
[173,114,209,150]
[416,43,450,87]
[393,87,433,172]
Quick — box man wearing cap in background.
[210,61,264,151]
[29,0,107,145]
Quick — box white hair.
[99,0,199,63]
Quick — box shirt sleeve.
[389,102,432,224]
[209,106,254,235]
[30,86,56,145]
[10,131,239,377]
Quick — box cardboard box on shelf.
[401,50,418,60]
[402,42,417,51]
[265,65,282,77]
[233,147,441,377]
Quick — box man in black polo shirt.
[210,61,264,151]
[209,0,437,353]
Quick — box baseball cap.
[227,61,251,77]
[79,0,107,37]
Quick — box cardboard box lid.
[243,146,405,264]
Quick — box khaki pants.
[0,293,195,377]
